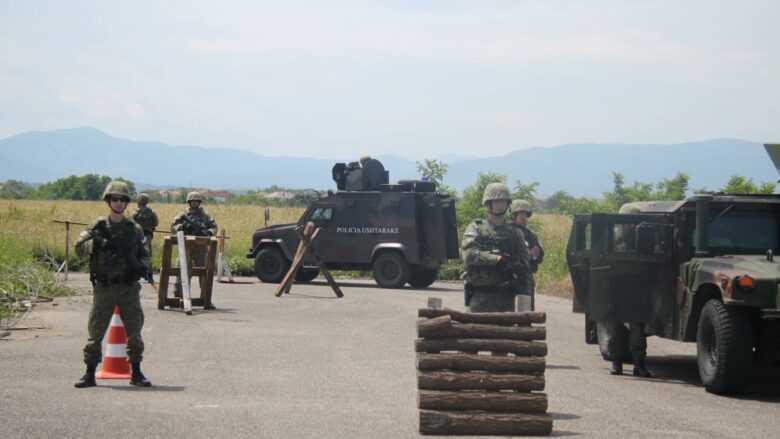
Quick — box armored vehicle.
[567,144,780,395]
[246,158,459,288]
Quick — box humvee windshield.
[695,212,778,253]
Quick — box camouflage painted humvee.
[246,159,459,288]
[567,144,780,395]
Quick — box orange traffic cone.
[96,306,132,379]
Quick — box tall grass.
[0,200,574,297]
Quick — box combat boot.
[74,364,98,388]
[610,360,623,375]
[130,362,152,387]
[632,358,653,378]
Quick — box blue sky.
[1,1,778,159]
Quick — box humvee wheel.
[407,268,438,288]
[372,252,410,288]
[697,299,753,395]
[596,321,632,363]
[254,247,291,283]
[295,268,320,282]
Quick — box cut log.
[418,390,548,412]
[419,308,545,325]
[417,353,545,373]
[417,315,452,333]
[419,410,553,435]
[415,338,547,357]
[418,322,546,341]
[418,371,545,391]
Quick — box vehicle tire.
[254,247,291,283]
[372,252,410,288]
[295,268,320,282]
[407,268,438,288]
[597,321,632,363]
[697,299,753,395]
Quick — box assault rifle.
[464,235,528,305]
[94,221,155,287]
[178,215,211,237]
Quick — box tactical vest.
[131,206,157,233]
[465,219,523,288]
[90,218,144,281]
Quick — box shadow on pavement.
[109,385,186,392]
[643,355,780,400]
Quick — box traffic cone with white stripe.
[96,306,132,379]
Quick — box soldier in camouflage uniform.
[602,202,652,378]
[509,199,544,311]
[171,191,217,306]
[462,183,532,312]
[130,193,159,257]
[74,181,152,388]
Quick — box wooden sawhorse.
[157,235,218,311]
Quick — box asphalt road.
[2,273,778,438]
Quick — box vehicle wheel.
[254,247,291,283]
[407,268,438,288]
[597,321,632,363]
[697,299,753,395]
[372,252,410,288]
[295,268,320,282]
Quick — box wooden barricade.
[415,308,552,436]
[157,235,218,312]
[274,222,343,298]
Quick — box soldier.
[509,199,544,311]
[603,202,652,378]
[130,193,159,256]
[462,183,532,312]
[171,191,217,306]
[73,181,152,388]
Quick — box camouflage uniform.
[602,202,652,377]
[171,192,217,295]
[130,194,159,256]
[462,183,532,312]
[74,181,152,388]
[509,199,544,310]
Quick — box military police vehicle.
[567,144,780,395]
[247,158,459,288]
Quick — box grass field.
[0,200,574,297]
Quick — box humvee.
[246,158,459,288]
[567,144,780,394]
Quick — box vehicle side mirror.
[636,223,671,256]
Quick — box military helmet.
[186,191,203,203]
[482,183,511,205]
[102,181,131,201]
[509,199,533,217]
[618,202,641,214]
[137,193,150,205]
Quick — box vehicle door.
[588,213,675,324]
[302,204,339,262]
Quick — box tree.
[416,158,456,197]
[36,174,135,200]
[512,180,539,203]
[654,173,689,200]
[720,175,776,194]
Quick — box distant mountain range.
[0,127,776,197]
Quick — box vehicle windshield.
[706,214,778,251]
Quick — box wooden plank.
[418,322,546,341]
[284,225,321,295]
[177,231,192,315]
[415,338,547,357]
[294,224,343,298]
[418,308,545,325]
[419,410,553,436]
[416,353,545,373]
[157,236,173,310]
[417,315,452,333]
[418,371,545,392]
[274,223,313,297]
[417,390,548,412]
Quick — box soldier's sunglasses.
[109,197,128,203]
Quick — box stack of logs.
[415,308,552,436]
